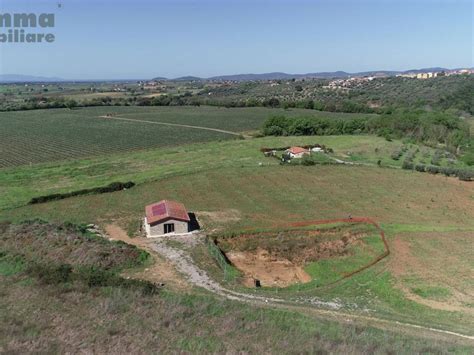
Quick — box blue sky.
[0,0,472,79]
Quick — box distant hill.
[208,72,303,81]
[207,69,453,81]
[172,76,203,81]
[149,67,469,82]
[0,74,64,83]
[5,67,470,84]
[402,67,449,74]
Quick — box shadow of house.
[187,212,201,232]
[188,212,201,232]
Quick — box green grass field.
[1,136,473,331]
[3,134,470,211]
[303,233,386,286]
[0,106,375,168]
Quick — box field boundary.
[206,237,237,282]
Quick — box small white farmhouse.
[286,146,310,159]
[144,200,190,237]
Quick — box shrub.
[426,165,441,174]
[24,261,160,295]
[264,125,286,136]
[264,98,280,108]
[29,181,135,204]
[440,167,457,176]
[301,155,317,166]
[78,266,159,295]
[461,151,474,166]
[127,279,161,296]
[28,263,73,284]
[404,149,417,163]
[391,148,403,161]
[431,150,443,166]
[402,160,414,170]
[458,170,474,181]
[415,164,426,172]
[79,267,115,287]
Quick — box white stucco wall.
[145,218,189,237]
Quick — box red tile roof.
[145,200,190,225]
[287,146,308,155]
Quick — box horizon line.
[1,65,473,82]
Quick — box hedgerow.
[29,181,135,204]
[402,162,473,181]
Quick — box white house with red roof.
[144,200,191,237]
[286,146,310,159]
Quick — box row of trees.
[262,115,368,136]
[401,161,473,181]
[261,110,470,152]
[196,97,378,113]
[2,92,381,114]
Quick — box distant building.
[416,72,439,79]
[286,146,310,159]
[145,200,190,237]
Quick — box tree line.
[261,110,470,153]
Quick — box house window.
[164,223,175,234]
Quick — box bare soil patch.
[216,225,371,287]
[227,248,311,287]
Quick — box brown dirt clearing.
[227,248,311,287]
[218,225,374,287]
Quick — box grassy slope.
[1,137,473,332]
[1,134,467,211]
[0,106,373,167]
[2,262,470,353]
[1,134,473,347]
[2,221,470,353]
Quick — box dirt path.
[104,224,474,342]
[98,115,251,138]
[104,224,190,290]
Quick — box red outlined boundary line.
[219,217,390,287]
[287,217,389,284]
